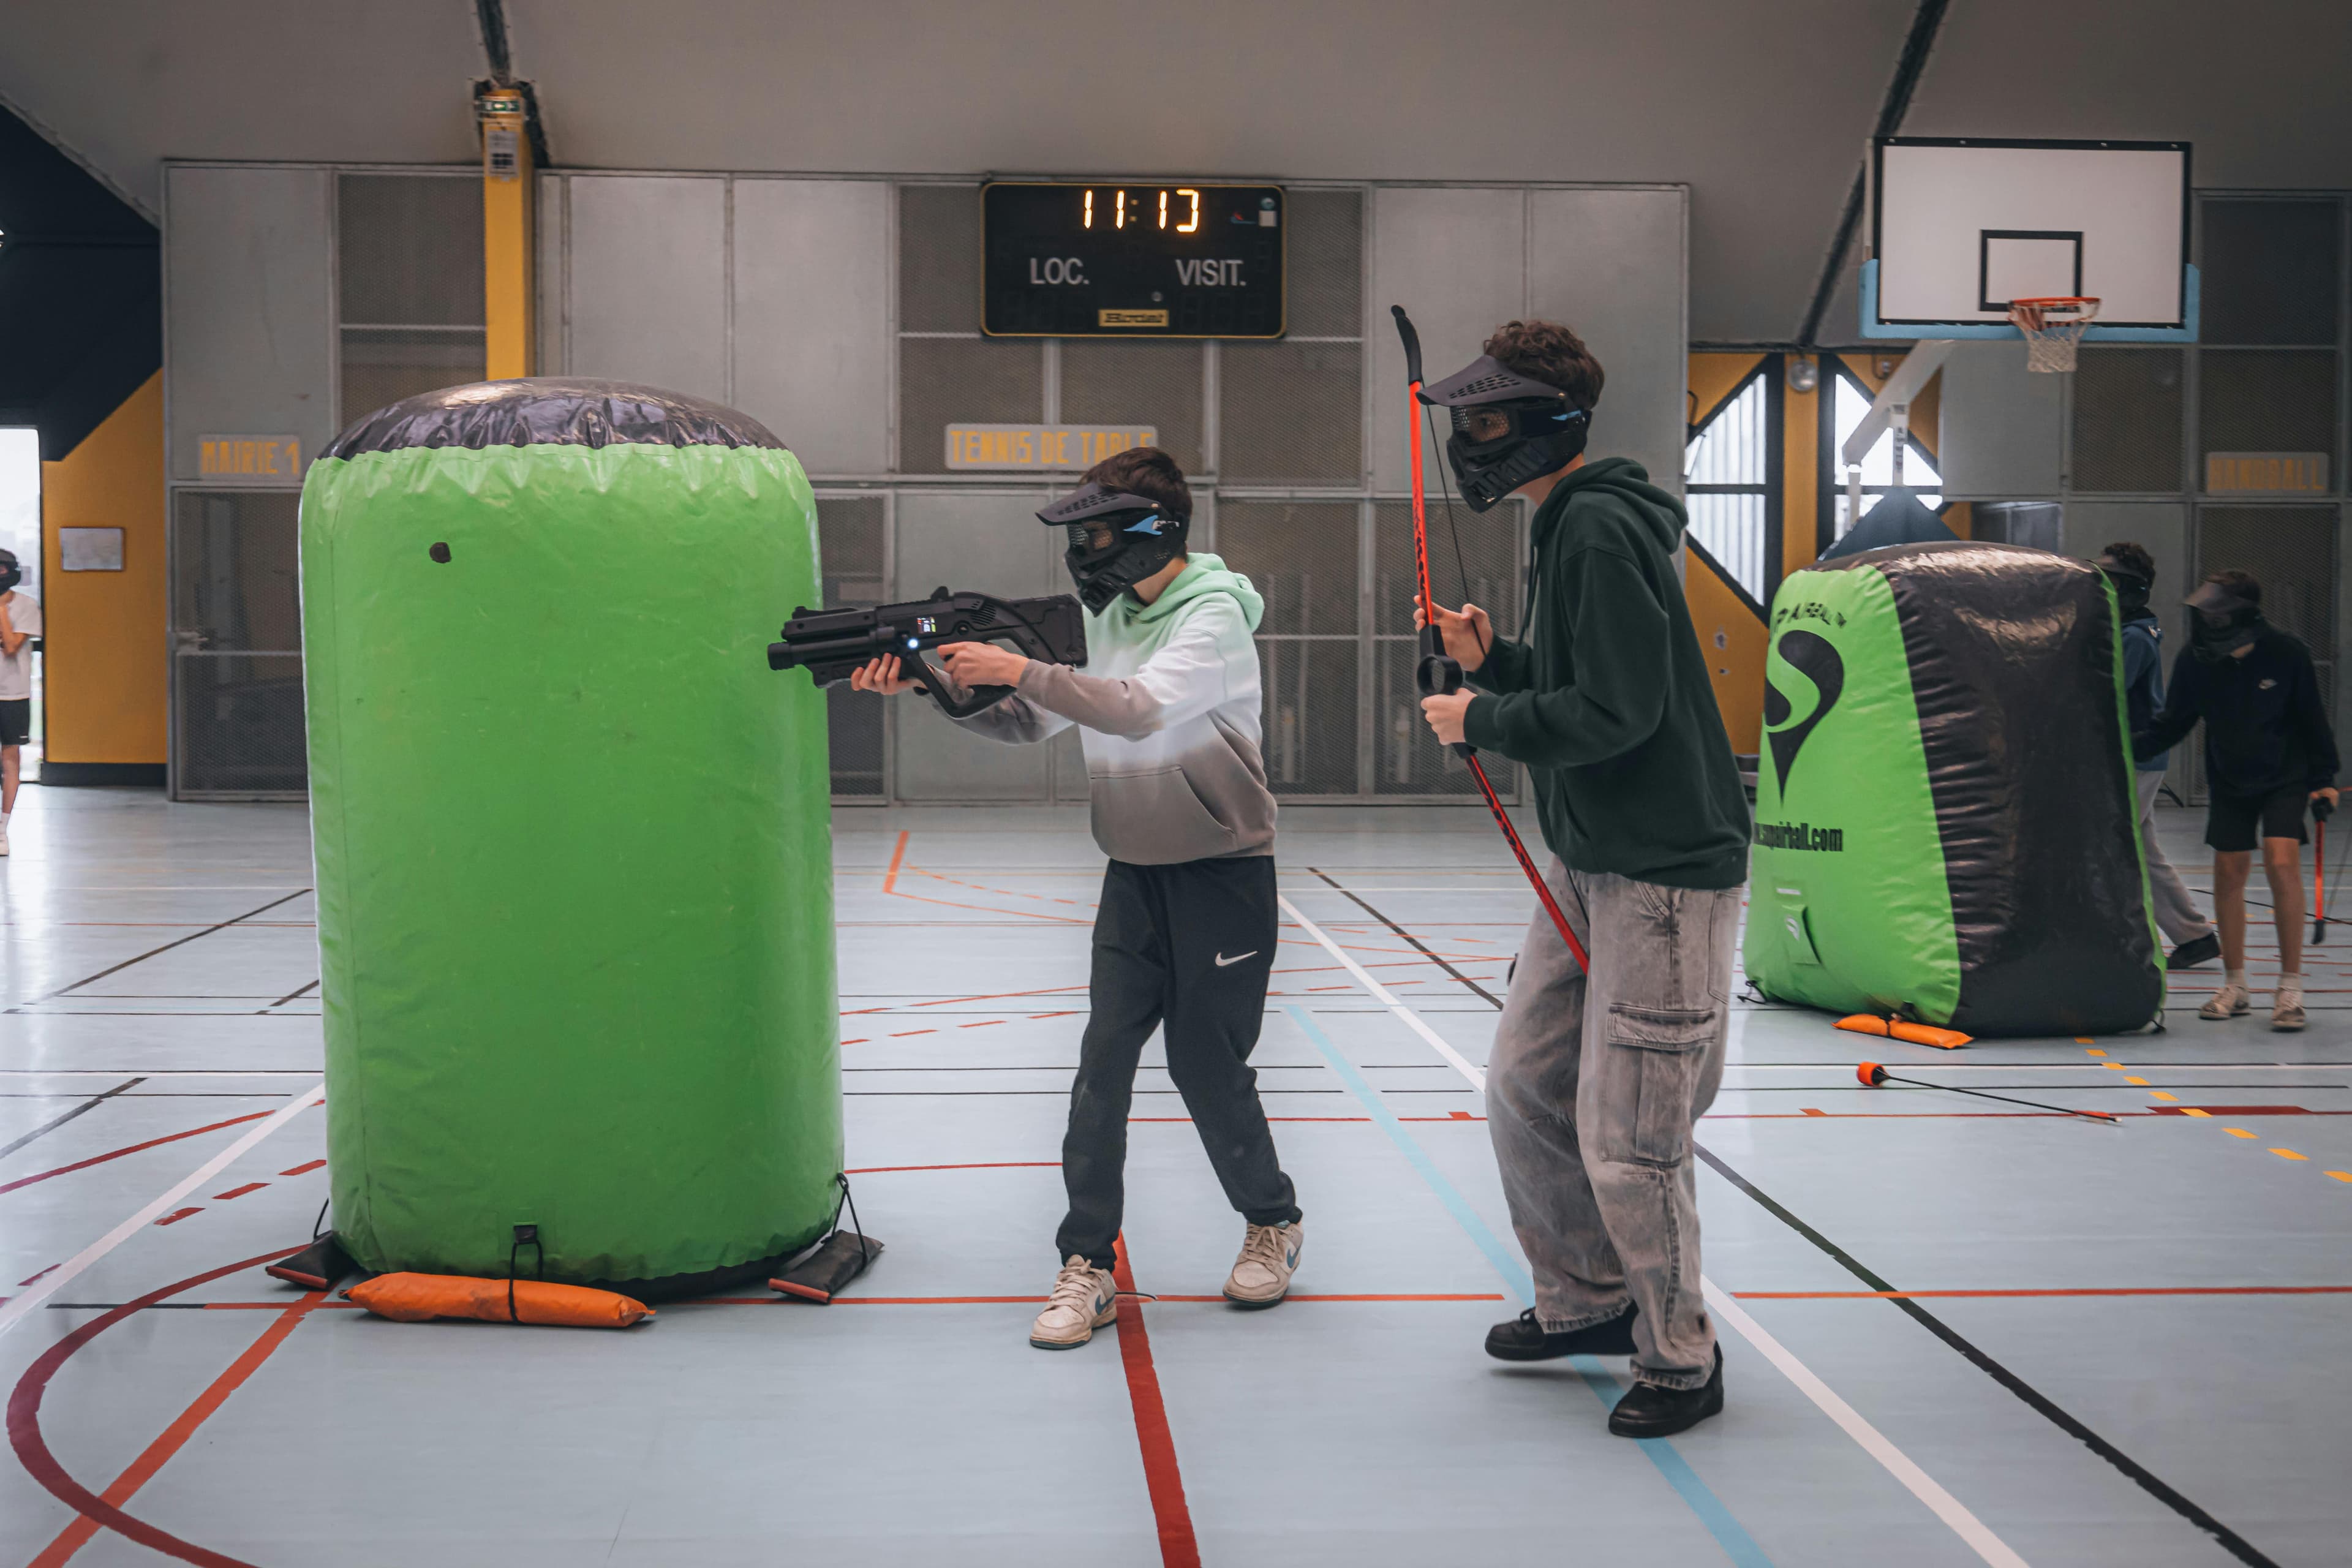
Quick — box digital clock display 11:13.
[981,183,1285,339]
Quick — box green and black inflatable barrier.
[299,380,843,1297]
[1744,541,2163,1036]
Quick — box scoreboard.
[981,182,1285,339]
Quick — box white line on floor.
[0,1079,323,1343]
[1280,895,2034,1568]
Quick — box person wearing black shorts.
[2135,570,2340,1029]
[0,548,37,858]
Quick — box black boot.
[1484,1303,1638,1362]
[1607,1344,1724,1438]
[2167,932,2221,970]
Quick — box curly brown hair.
[1079,445,1192,522]
[1483,319,1605,409]
[2098,540,2155,585]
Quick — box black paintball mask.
[1038,483,1189,614]
[1415,355,1592,512]
[2185,579,2263,663]
[2095,555,2152,622]
[0,551,20,594]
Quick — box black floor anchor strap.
[509,1223,543,1324]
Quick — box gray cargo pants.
[1487,858,1741,1390]
[2135,769,2214,946]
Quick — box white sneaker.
[1029,1256,1117,1350]
[2199,984,2252,1020]
[1223,1219,1303,1308]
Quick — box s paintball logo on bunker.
[1754,820,1844,852]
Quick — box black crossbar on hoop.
[1390,306,1589,974]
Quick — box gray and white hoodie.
[956,553,1277,865]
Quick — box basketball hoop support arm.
[1840,340,1954,513]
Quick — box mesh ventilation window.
[173,491,301,654]
[899,337,1042,473]
[174,654,309,796]
[816,497,888,797]
[2199,200,2341,347]
[1282,189,1364,338]
[1219,342,1363,484]
[2071,348,2184,492]
[340,328,488,426]
[2197,506,2335,662]
[1216,500,1360,796]
[337,175,484,326]
[900,186,982,333]
[1060,341,1206,472]
[2198,350,2340,471]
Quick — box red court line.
[0,1111,273,1196]
[1111,1235,1200,1568]
[210,1183,266,1201]
[883,829,909,894]
[153,1208,202,1227]
[1734,1286,2352,1300]
[10,1246,308,1568]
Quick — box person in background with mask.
[847,445,1303,1349]
[0,548,40,856]
[1415,320,1750,1438]
[2097,543,2218,970]
[2134,569,2339,1029]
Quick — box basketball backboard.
[1861,137,2196,341]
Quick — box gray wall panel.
[731,179,891,475]
[535,170,565,375]
[165,164,334,481]
[564,175,728,402]
[1528,187,1687,493]
[1939,341,2064,498]
[1368,188,1526,494]
[891,490,1057,801]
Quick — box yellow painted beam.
[478,89,533,380]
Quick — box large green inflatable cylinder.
[300,381,839,1291]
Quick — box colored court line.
[1277,895,1488,1087]
[0,1110,274,1196]
[0,1083,323,1345]
[36,888,313,1003]
[0,1077,144,1161]
[1110,1235,1202,1568]
[1284,1005,1777,1568]
[10,1247,311,1568]
[278,1159,325,1176]
[1695,1147,2279,1568]
[1736,1286,2352,1300]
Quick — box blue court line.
[1285,1004,1775,1568]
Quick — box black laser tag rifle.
[767,586,1088,719]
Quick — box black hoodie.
[1463,457,1751,889]
[2135,622,2339,799]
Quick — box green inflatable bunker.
[1743,542,2163,1038]
[301,380,840,1292]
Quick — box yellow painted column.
[478,88,534,380]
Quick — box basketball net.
[2009,296,2100,373]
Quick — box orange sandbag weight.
[347,1272,654,1328]
[1834,1013,1972,1050]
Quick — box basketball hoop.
[2009,297,2101,373]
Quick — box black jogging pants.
[1056,854,1300,1268]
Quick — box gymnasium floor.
[0,788,2345,1567]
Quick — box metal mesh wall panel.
[2199,350,2340,468]
[1283,189,1364,337]
[2200,200,2340,347]
[816,496,888,797]
[2071,348,2185,492]
[337,175,484,325]
[337,174,484,428]
[173,490,307,797]
[1219,341,1363,484]
[2198,505,2336,658]
[1371,500,1521,795]
[899,185,981,332]
[1060,341,1206,472]
[339,328,489,424]
[1216,500,1360,795]
[899,337,1043,473]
